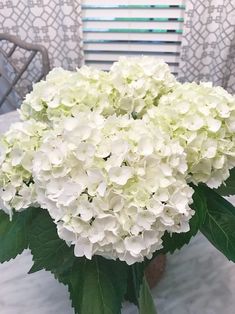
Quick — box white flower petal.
[109,166,133,185]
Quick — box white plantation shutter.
[82,0,185,75]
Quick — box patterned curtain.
[0,0,84,70]
[178,0,235,94]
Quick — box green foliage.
[28,209,75,275]
[28,209,130,314]
[0,208,37,263]
[6,180,235,314]
[139,277,157,314]
[28,209,158,314]
[125,262,157,313]
[215,167,235,196]
[22,182,235,314]
[198,184,235,262]
[125,263,145,305]
[68,257,128,314]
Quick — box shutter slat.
[83,20,183,30]
[83,17,184,21]
[85,61,179,73]
[83,5,185,9]
[84,0,184,5]
[85,51,180,63]
[84,28,182,33]
[83,8,185,18]
[84,32,182,41]
[84,42,181,53]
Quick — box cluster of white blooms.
[0,120,47,216]
[20,67,113,123]
[32,112,194,264]
[109,56,177,117]
[20,56,176,123]
[145,82,235,188]
[1,57,235,264]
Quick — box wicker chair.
[0,33,50,113]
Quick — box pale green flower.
[20,57,177,125]
[109,56,177,117]
[31,111,193,264]
[145,82,235,188]
[20,66,114,124]
[3,58,234,265]
[0,120,47,215]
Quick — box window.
[82,0,185,75]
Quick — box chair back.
[0,33,50,113]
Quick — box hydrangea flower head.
[0,120,47,216]
[145,82,235,188]
[32,112,194,264]
[20,57,177,124]
[109,56,177,117]
[1,58,235,264]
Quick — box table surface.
[0,110,235,314]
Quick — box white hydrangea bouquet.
[0,57,235,314]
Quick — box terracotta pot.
[145,255,166,289]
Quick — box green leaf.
[139,277,157,314]
[68,256,128,314]
[29,210,129,314]
[0,208,37,263]
[214,167,235,196]
[29,210,128,314]
[198,184,235,262]
[159,187,206,254]
[28,209,75,275]
[125,264,157,313]
[125,262,145,305]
